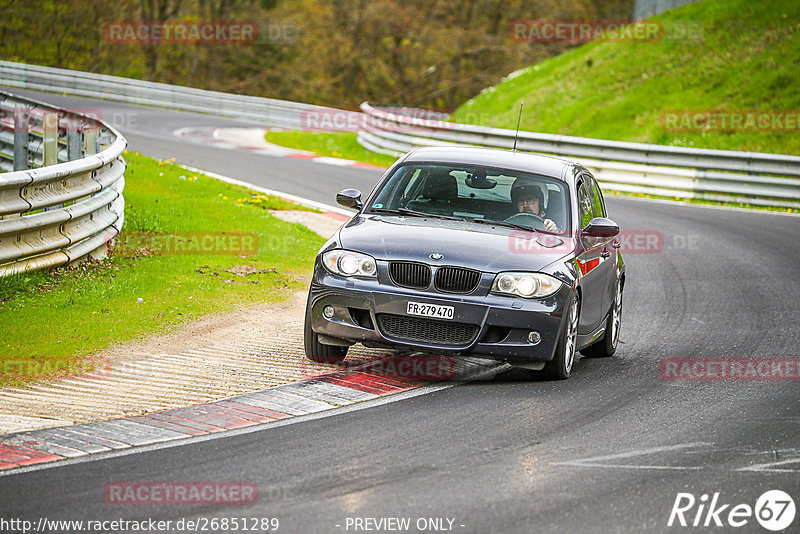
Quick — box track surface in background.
[2,89,799,533]
[6,89,385,204]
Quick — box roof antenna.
[512,102,524,152]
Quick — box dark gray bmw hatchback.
[304,146,625,379]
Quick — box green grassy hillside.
[452,0,800,155]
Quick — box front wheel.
[304,300,348,364]
[535,292,580,380]
[581,278,622,358]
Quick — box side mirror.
[336,189,363,210]
[582,217,620,238]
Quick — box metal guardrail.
[634,0,700,20]
[357,103,800,209]
[0,90,125,277]
[0,61,336,129]
[2,61,796,209]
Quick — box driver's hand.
[543,218,558,232]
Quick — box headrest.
[421,170,458,201]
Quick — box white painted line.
[737,457,800,473]
[550,442,711,471]
[177,163,355,217]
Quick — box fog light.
[528,331,541,345]
[323,305,335,319]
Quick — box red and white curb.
[174,127,387,171]
[0,356,505,473]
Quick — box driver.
[510,184,559,232]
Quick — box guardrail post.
[67,127,82,162]
[13,105,29,171]
[43,112,60,212]
[72,124,93,205]
[86,125,110,262]
[43,112,58,166]
[82,128,100,205]
[83,128,97,156]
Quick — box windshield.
[368,163,570,234]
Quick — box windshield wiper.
[470,218,540,232]
[370,207,463,221]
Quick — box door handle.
[601,249,611,258]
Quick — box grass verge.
[451,0,800,155]
[0,152,325,386]
[265,130,396,168]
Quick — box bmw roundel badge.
[430,253,444,261]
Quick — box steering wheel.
[504,212,548,231]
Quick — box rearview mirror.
[336,189,363,210]
[582,217,619,238]
[465,173,497,189]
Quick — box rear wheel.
[534,293,579,380]
[304,300,348,364]
[581,278,622,358]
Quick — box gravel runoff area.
[0,211,361,435]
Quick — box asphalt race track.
[4,89,384,205]
[2,89,799,533]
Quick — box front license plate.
[406,301,454,320]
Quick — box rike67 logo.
[669,490,795,531]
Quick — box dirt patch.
[269,210,344,238]
[0,211,372,435]
[0,289,390,434]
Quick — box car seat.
[407,169,458,214]
[545,189,566,231]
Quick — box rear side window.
[590,177,607,218]
[576,179,594,229]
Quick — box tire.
[534,292,580,380]
[581,278,622,358]
[304,299,348,364]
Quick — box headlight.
[491,272,563,298]
[322,250,377,278]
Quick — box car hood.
[337,215,575,273]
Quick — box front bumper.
[308,261,571,364]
